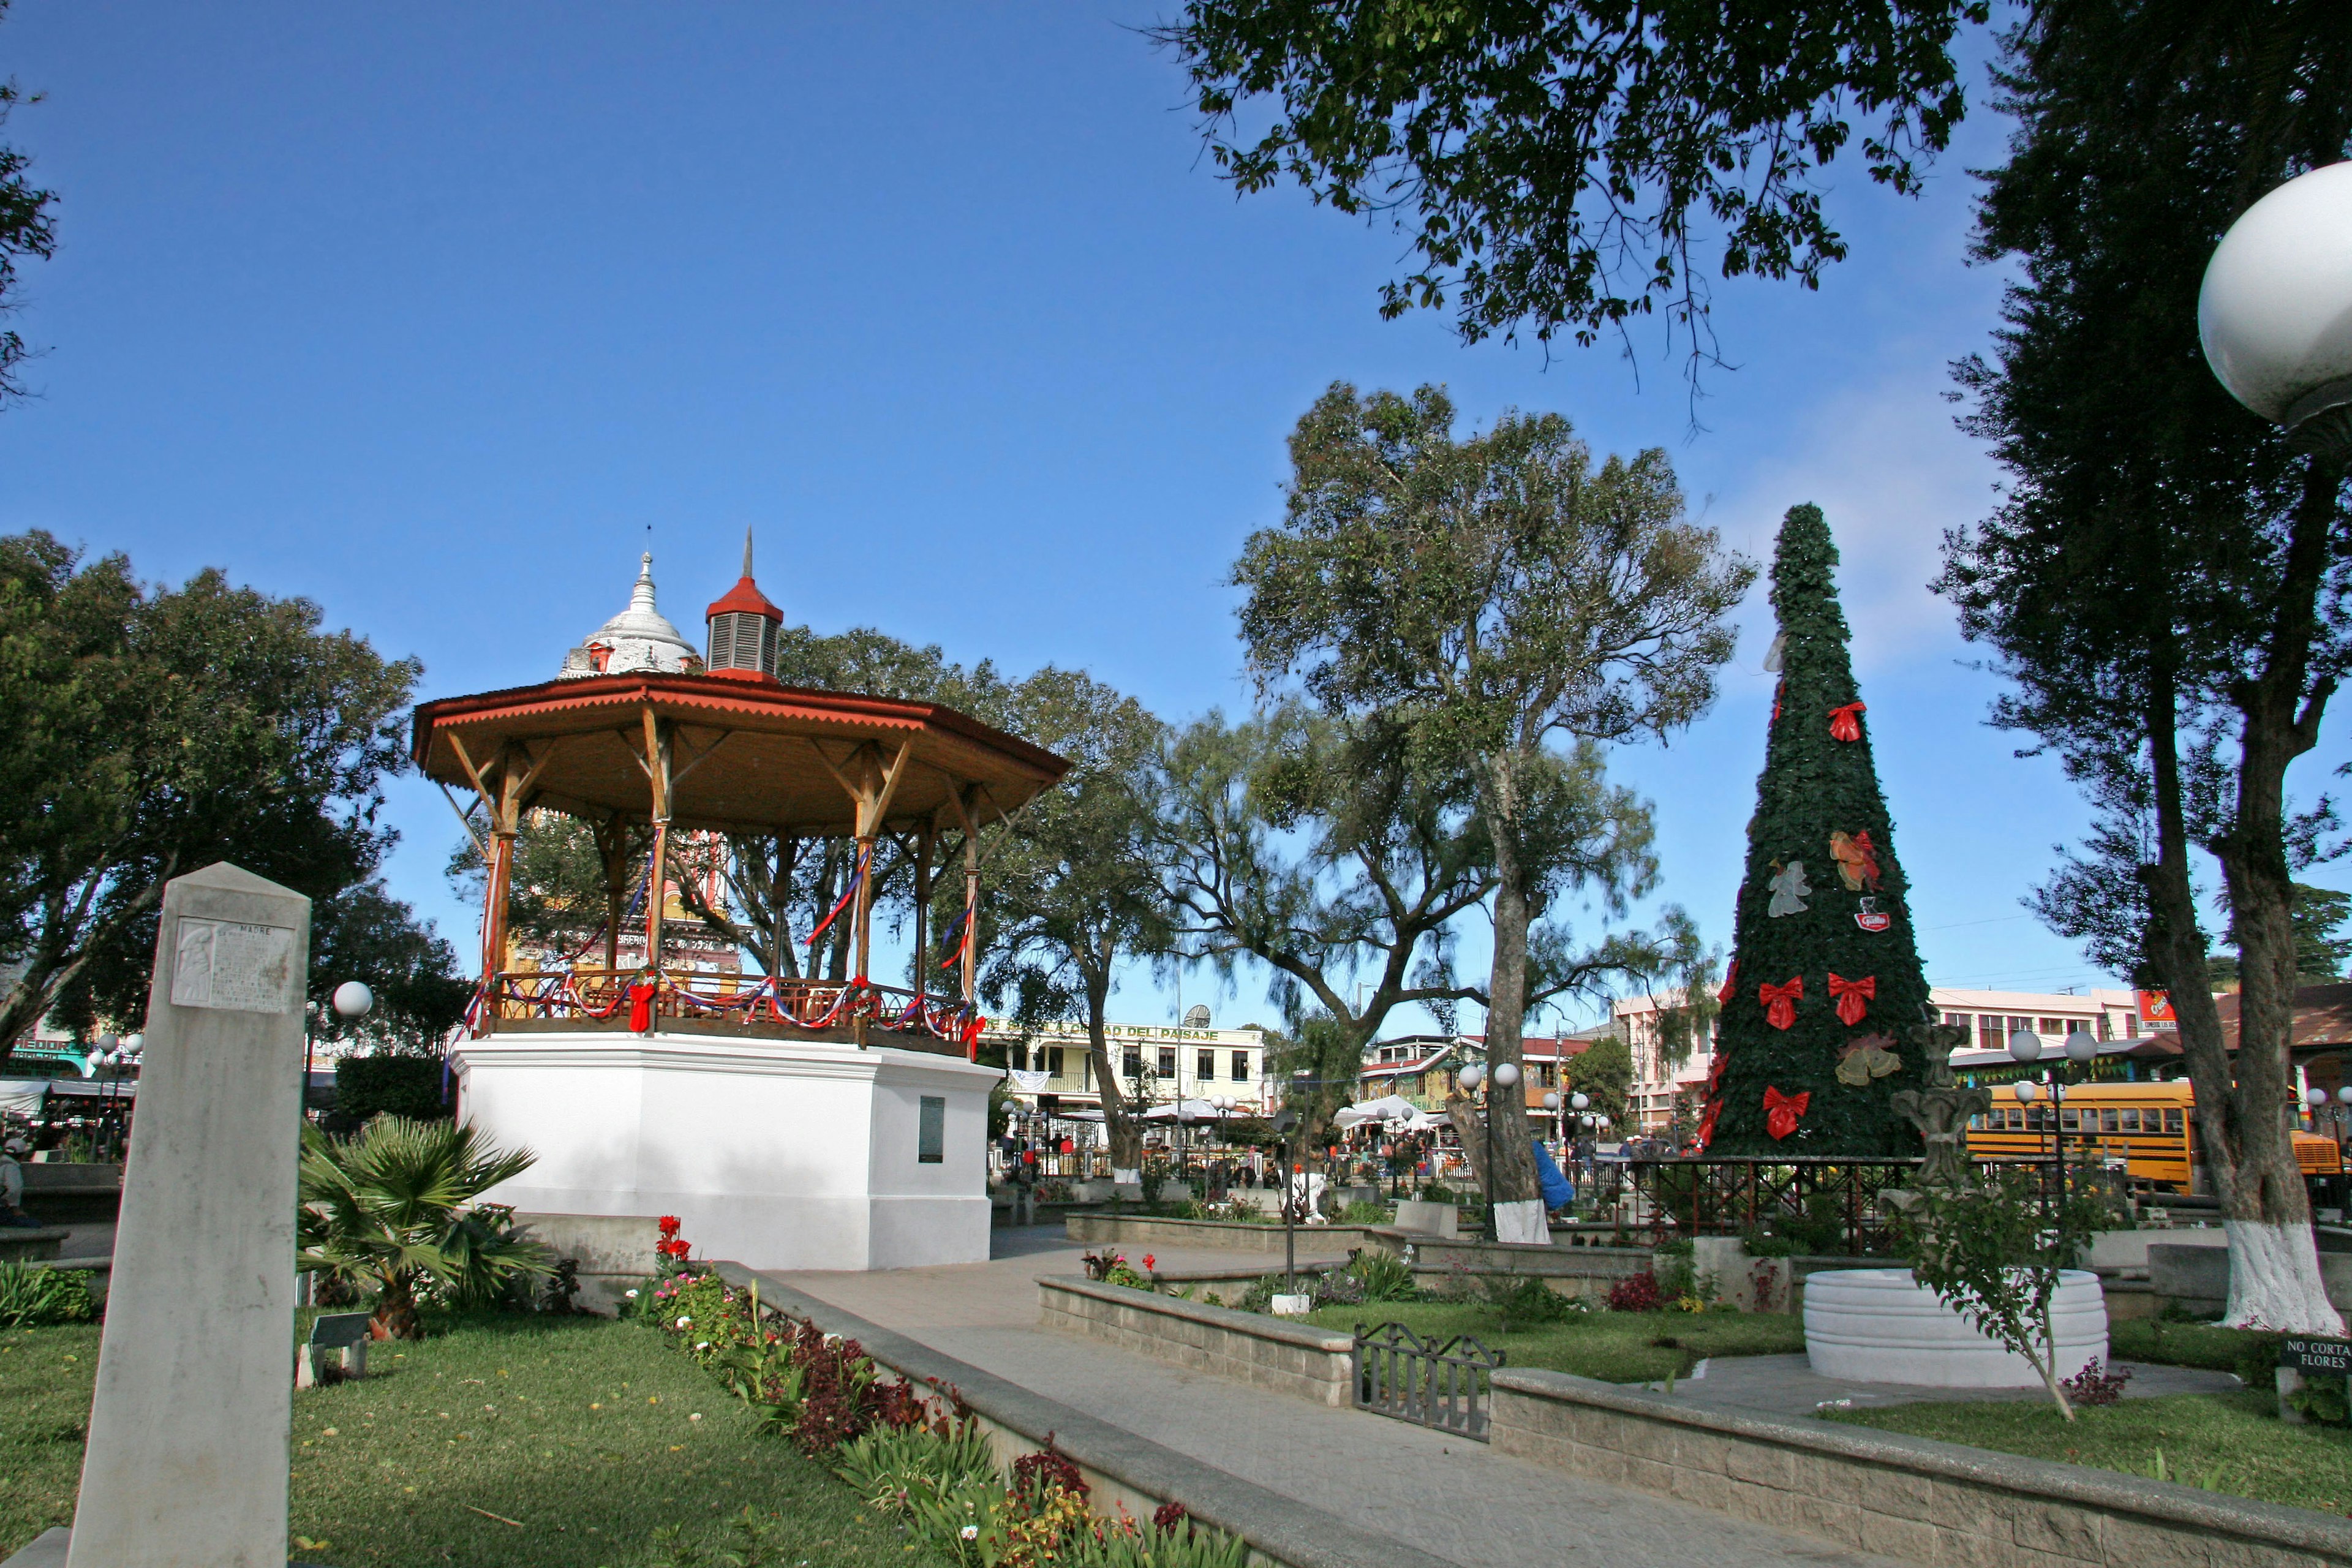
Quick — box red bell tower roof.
[706,529,784,624]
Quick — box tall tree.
[1708,505,1929,1155]
[0,1,56,407]
[1153,0,1988,369]
[1157,704,1499,1151]
[976,668,1169,1177]
[1936,1,2352,1329]
[1230,389,1746,1230]
[0,533,421,1068]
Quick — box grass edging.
[1490,1366,2352,1566]
[712,1264,1452,1568]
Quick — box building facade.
[990,1016,1273,1119]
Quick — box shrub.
[0,1263,96,1327]
[331,1055,451,1122]
[1480,1272,1583,1324]
[1342,1250,1419,1303]
[2060,1358,2133,1408]
[1336,1200,1392,1225]
[1607,1271,1664,1313]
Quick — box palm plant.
[298,1116,551,1339]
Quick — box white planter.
[1270,1293,1314,1317]
[1803,1267,2108,1388]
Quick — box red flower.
[1827,973,1875,1027]
[1763,1086,1811,1140]
[1142,1254,1155,1273]
[657,1216,682,1240]
[1757,977,1803,1030]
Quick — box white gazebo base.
[1803,1267,2108,1387]
[450,1030,998,1273]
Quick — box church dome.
[557,553,700,679]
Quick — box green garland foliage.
[1706,505,1929,1155]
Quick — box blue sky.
[4,4,2337,1032]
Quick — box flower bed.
[639,1235,1254,1566]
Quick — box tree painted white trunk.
[2223,1219,2344,1333]
[1494,1198,1550,1246]
[1110,1167,1140,1186]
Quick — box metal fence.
[1580,1157,1926,1254]
[1352,1322,1503,1441]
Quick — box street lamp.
[2199,162,2352,462]
[1459,1060,1521,1242]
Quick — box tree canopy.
[0,532,445,1066]
[1153,0,1988,366]
[0,2,56,406]
[1231,382,1746,1209]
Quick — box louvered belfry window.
[708,612,774,675]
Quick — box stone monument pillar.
[65,864,310,1568]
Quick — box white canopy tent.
[1332,1095,1444,1132]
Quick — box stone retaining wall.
[1489,1367,2352,1568]
[1039,1276,1356,1406]
[1063,1212,1379,1254]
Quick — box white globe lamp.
[2007,1027,2043,1064]
[333,981,375,1019]
[1570,1091,1590,1111]
[2063,1028,2098,1067]
[2013,1080,2040,1104]
[1542,1091,1560,1111]
[1492,1061,1521,1090]
[2309,1088,2331,1110]
[1458,1063,1483,1091]
[2199,162,2352,456]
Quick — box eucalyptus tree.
[973,668,1169,1176]
[1231,383,1750,1224]
[1937,0,2352,1330]
[1152,0,1988,374]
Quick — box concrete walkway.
[774,1226,1914,1568]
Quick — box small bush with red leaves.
[1607,1271,1665,1313]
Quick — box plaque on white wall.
[170,918,298,1013]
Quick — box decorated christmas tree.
[1700,504,1929,1155]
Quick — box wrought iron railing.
[473,968,983,1047]
[1578,1158,1924,1254]
[1352,1322,1502,1441]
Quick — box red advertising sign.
[2137,989,2176,1025]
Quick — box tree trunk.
[370,1272,421,1341]
[1087,973,1142,1177]
[2204,465,2344,1332]
[1476,763,1544,1238]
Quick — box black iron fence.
[1352,1322,1503,1441]
[1580,1157,1925,1254]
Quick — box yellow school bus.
[1964,1079,2343,1191]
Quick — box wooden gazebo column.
[641,710,674,976]
[448,735,558,1033]
[814,737,915,1046]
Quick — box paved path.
[775,1227,1913,1568]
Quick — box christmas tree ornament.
[1716,959,1739,1006]
[1827,972,1876,1027]
[1763,631,1786,673]
[1765,859,1811,916]
[1835,1035,1903,1087]
[1829,829,1882,892]
[1700,505,1931,1155]
[1758,977,1803,1030]
[1763,1085,1811,1140]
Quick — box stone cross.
[66,864,310,1568]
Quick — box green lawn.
[1304,1301,1806,1382]
[1822,1389,2352,1516]
[1,1314,938,1568]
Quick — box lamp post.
[1459,1060,1522,1242]
[314,980,375,1123]
[2198,162,2352,466]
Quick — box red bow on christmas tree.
[1716,959,1739,1006]
[1757,976,1803,1030]
[1827,972,1875,1027]
[1763,1085,1811,1140]
[1828,701,1866,741]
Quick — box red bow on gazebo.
[1828,701,1866,741]
[1764,1085,1811,1140]
[1827,972,1875,1027]
[1757,976,1803,1030]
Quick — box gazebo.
[412,547,1069,1270]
